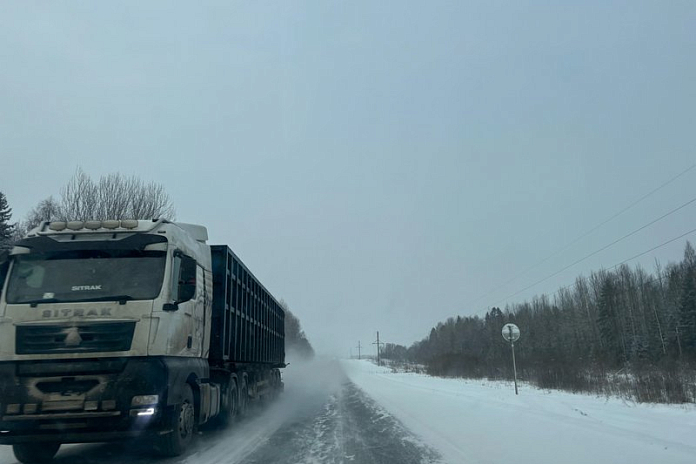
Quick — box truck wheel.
[238,378,249,417]
[12,443,60,463]
[158,384,196,456]
[216,379,238,427]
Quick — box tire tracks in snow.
[242,381,442,464]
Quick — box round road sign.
[502,323,520,342]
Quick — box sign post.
[501,323,521,395]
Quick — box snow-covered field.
[342,359,696,464]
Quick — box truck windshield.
[5,250,166,305]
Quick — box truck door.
[167,251,200,356]
[0,251,9,301]
[190,264,207,356]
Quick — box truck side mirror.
[162,302,178,311]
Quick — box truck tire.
[12,443,60,463]
[157,384,196,456]
[238,378,249,417]
[214,379,238,427]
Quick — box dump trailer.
[0,219,285,463]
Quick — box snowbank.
[342,359,696,464]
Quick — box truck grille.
[16,322,136,355]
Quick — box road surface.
[0,359,441,464]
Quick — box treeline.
[382,243,696,403]
[281,300,315,360]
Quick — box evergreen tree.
[678,242,696,355]
[597,275,625,363]
[0,192,16,250]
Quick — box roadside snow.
[342,359,696,464]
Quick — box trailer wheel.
[272,369,282,397]
[238,378,249,417]
[262,371,280,403]
[158,384,196,456]
[12,443,60,463]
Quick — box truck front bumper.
[0,428,161,445]
[0,357,171,444]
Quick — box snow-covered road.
[0,359,440,464]
[342,359,696,464]
[0,359,352,464]
[0,359,694,464]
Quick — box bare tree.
[22,196,62,231]
[23,168,176,228]
[60,168,97,221]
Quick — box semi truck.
[0,219,285,463]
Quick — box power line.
[612,226,696,269]
[490,197,696,307]
[466,163,696,308]
[510,225,696,306]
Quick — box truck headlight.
[131,395,159,406]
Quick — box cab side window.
[171,252,196,303]
[0,259,9,300]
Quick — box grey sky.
[1,2,695,355]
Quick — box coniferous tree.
[597,275,624,364]
[678,242,696,356]
[0,192,16,250]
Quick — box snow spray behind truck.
[0,219,285,463]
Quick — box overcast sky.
[1,1,695,355]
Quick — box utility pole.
[373,331,385,366]
[356,341,362,360]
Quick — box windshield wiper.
[78,295,136,305]
[23,298,63,307]
[20,295,137,307]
